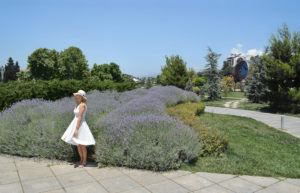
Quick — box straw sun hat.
[73,90,87,100]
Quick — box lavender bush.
[0,91,122,160]
[95,86,200,170]
[0,86,201,170]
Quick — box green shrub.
[192,86,201,95]
[195,102,205,116]
[0,79,136,111]
[167,102,228,156]
[199,126,228,156]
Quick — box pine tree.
[263,24,300,112]
[159,55,188,89]
[204,48,221,100]
[245,56,268,103]
[4,57,20,81]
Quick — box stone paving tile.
[99,175,140,193]
[239,175,279,187]
[193,184,234,193]
[50,164,84,176]
[0,162,17,173]
[256,181,300,193]
[0,182,23,193]
[285,178,300,187]
[64,182,108,193]
[127,170,168,186]
[56,170,95,188]
[0,171,19,185]
[219,177,262,193]
[172,173,213,191]
[146,180,189,193]
[196,172,236,183]
[121,187,151,193]
[86,167,124,180]
[162,170,191,179]
[119,168,142,175]
[22,176,61,193]
[15,159,48,169]
[0,155,14,163]
[19,167,54,181]
[42,189,66,193]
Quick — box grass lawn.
[167,102,300,178]
[222,91,245,99]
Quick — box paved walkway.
[1,155,300,193]
[205,106,300,138]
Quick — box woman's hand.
[73,130,79,138]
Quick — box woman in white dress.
[61,90,95,167]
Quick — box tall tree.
[91,62,123,82]
[159,55,188,89]
[58,46,89,80]
[4,57,20,81]
[245,56,268,103]
[263,24,300,112]
[204,48,221,100]
[28,48,59,80]
[221,60,233,76]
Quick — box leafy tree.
[58,46,89,80]
[145,77,153,89]
[4,57,20,82]
[245,56,268,103]
[221,76,235,97]
[221,60,233,76]
[193,76,206,87]
[17,70,31,81]
[263,24,300,112]
[28,48,59,80]
[159,55,188,89]
[204,48,221,100]
[91,62,123,82]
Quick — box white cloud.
[230,43,243,55]
[230,44,263,60]
[246,49,263,57]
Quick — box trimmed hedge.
[166,102,228,156]
[195,102,205,116]
[0,79,136,111]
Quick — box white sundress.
[61,104,95,146]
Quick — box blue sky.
[0,0,299,76]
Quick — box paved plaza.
[205,106,300,138]
[0,155,299,193]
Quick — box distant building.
[224,53,248,82]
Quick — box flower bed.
[0,86,200,170]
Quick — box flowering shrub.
[0,86,200,170]
[95,86,200,170]
[0,91,121,160]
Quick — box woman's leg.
[82,145,87,165]
[77,145,83,164]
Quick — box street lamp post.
[0,66,4,81]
